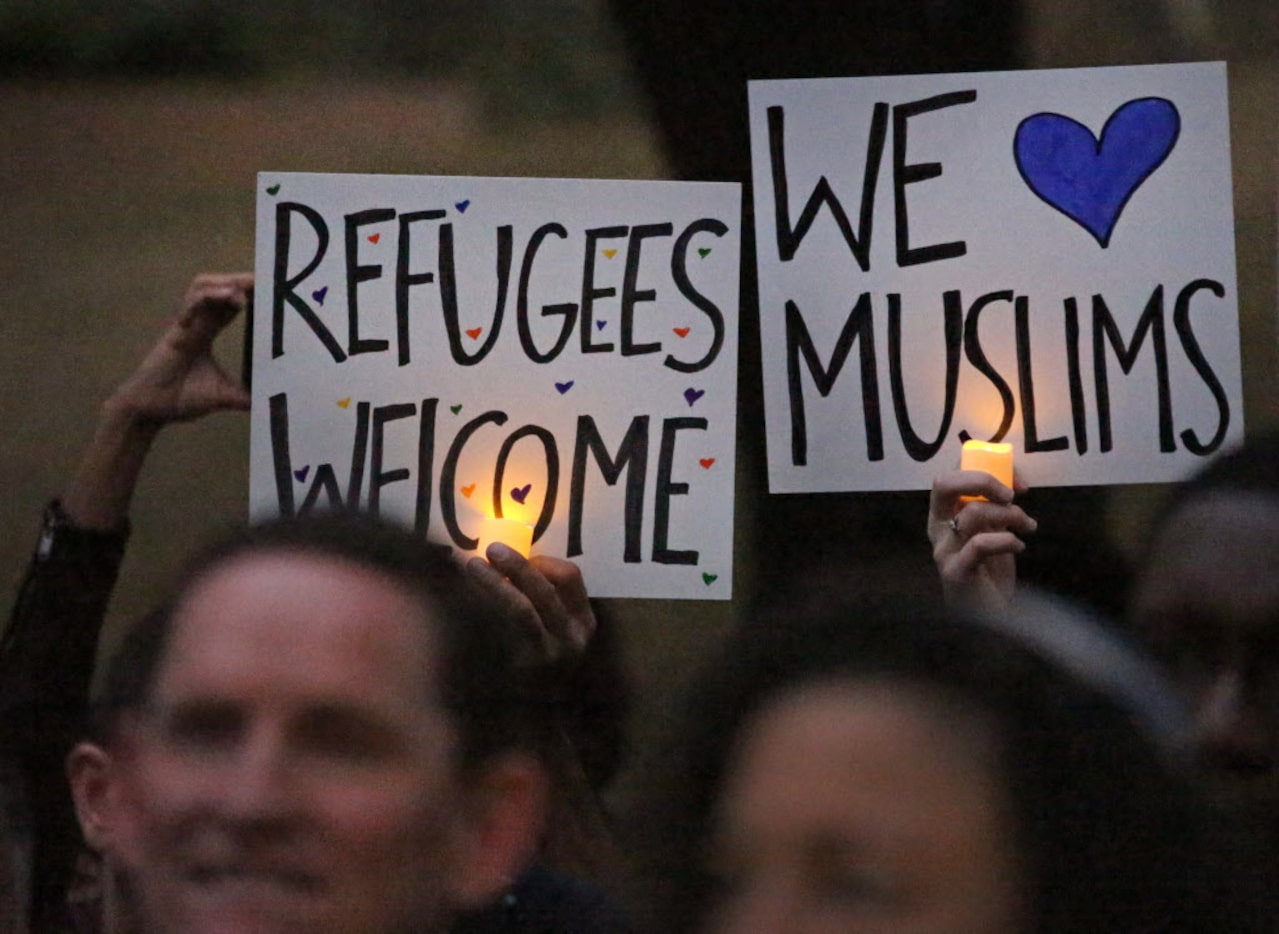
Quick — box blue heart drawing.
[1013,97,1180,248]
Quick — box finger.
[485,543,570,637]
[931,469,1015,515]
[1011,467,1030,495]
[528,555,595,648]
[939,531,1026,583]
[464,554,541,636]
[950,501,1037,539]
[174,278,251,353]
[204,361,252,411]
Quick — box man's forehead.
[157,551,445,702]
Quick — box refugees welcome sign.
[251,173,740,598]
[750,63,1242,491]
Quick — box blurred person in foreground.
[102,511,548,932]
[1,273,628,931]
[627,578,1257,932]
[929,432,1279,898]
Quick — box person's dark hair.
[628,573,1254,932]
[97,511,533,772]
[1150,429,1279,536]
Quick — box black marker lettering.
[768,103,889,269]
[1173,278,1231,455]
[345,208,395,356]
[368,402,416,513]
[568,415,649,561]
[653,417,706,566]
[272,202,344,362]
[888,290,961,461]
[891,91,975,267]
[395,210,447,366]
[785,294,883,465]
[1093,287,1173,453]
[665,218,728,373]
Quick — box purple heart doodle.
[596,320,607,331]
[455,199,471,213]
[312,286,328,305]
[684,387,705,407]
[1013,97,1180,248]
[511,483,532,504]
[555,380,575,394]
[293,465,310,482]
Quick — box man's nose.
[218,725,299,823]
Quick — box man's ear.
[447,752,549,910]
[66,741,115,852]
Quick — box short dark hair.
[1151,429,1279,535]
[98,511,532,772]
[629,575,1255,932]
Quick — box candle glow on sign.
[475,516,533,559]
[960,440,1014,496]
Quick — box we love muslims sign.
[750,62,1243,492]
[249,173,741,599]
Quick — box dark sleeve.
[450,863,631,934]
[551,599,630,791]
[0,501,128,929]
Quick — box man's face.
[1133,492,1279,821]
[116,551,469,933]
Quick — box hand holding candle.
[476,516,533,559]
[928,444,1035,614]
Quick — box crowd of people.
[0,271,1275,933]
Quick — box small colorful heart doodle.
[293,465,310,482]
[465,327,483,340]
[266,183,281,195]
[673,327,691,338]
[455,199,471,213]
[312,286,328,305]
[1013,97,1180,248]
[602,248,618,259]
[697,247,712,258]
[511,483,532,505]
[336,397,351,409]
[460,483,476,498]
[368,233,380,244]
[702,572,718,586]
[450,404,463,415]
[699,458,715,469]
[596,320,607,331]
[555,381,575,394]
[684,387,705,407]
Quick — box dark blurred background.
[1,0,1275,796]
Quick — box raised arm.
[61,272,252,531]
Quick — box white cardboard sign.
[251,173,740,599]
[750,62,1243,492]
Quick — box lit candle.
[475,516,533,559]
[960,440,1014,498]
